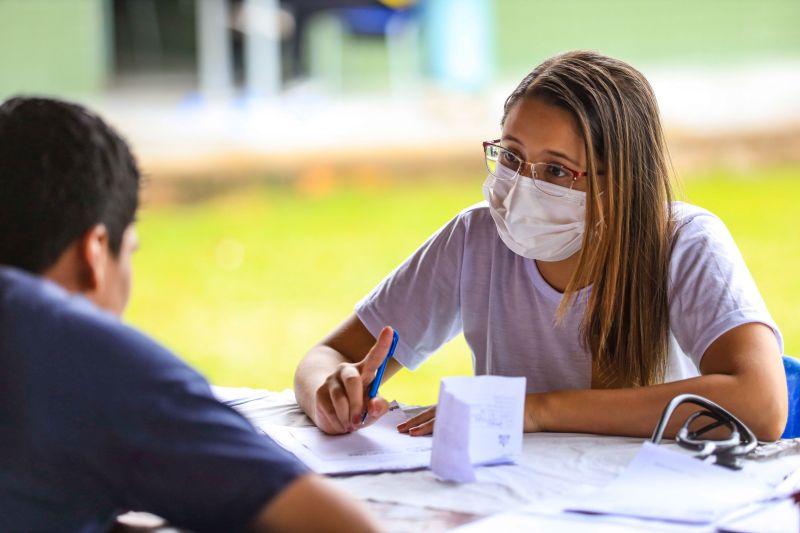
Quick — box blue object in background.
[423,0,493,92]
[783,355,800,439]
[338,7,399,36]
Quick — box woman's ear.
[78,224,110,291]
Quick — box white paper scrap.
[431,375,526,483]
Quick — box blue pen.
[361,330,399,423]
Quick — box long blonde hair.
[503,50,675,387]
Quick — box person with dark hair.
[294,50,787,443]
[0,97,379,533]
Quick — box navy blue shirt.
[0,267,307,532]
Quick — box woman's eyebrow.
[500,134,525,147]
[501,135,582,167]
[543,149,580,167]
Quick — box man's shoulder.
[1,267,134,350]
[0,266,82,316]
[0,267,202,389]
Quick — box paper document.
[453,510,709,532]
[431,375,526,483]
[258,403,431,475]
[211,385,270,407]
[717,499,800,533]
[565,442,771,524]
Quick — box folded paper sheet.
[431,375,526,483]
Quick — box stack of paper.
[455,442,799,532]
[258,404,431,475]
[564,442,771,524]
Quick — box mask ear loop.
[651,394,757,470]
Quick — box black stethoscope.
[651,393,758,469]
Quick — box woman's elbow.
[746,388,788,442]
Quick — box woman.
[294,50,787,441]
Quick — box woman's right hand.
[312,326,395,435]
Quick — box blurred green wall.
[308,0,800,91]
[494,0,800,75]
[1,0,797,97]
[0,0,109,97]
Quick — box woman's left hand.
[396,397,546,435]
[397,406,436,436]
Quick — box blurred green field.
[127,167,800,406]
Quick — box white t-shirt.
[355,201,783,392]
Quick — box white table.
[215,387,800,532]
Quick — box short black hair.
[0,96,140,273]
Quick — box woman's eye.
[502,151,519,164]
[546,164,569,179]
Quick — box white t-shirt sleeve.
[669,205,783,368]
[355,212,468,370]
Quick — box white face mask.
[482,173,586,261]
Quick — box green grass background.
[127,167,800,406]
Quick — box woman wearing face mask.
[294,50,787,441]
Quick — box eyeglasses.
[651,394,757,470]
[483,139,588,197]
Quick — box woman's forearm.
[526,373,786,441]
